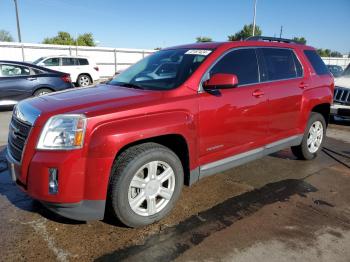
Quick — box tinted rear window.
[304,50,329,75]
[62,58,76,66]
[78,58,89,65]
[259,48,300,81]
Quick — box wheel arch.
[32,86,54,96]
[310,103,331,126]
[77,73,92,83]
[111,134,191,186]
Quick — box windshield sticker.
[185,50,212,56]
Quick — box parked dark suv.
[7,37,333,227]
[0,61,73,107]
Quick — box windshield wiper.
[116,82,145,90]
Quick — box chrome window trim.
[198,46,305,93]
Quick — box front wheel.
[108,143,184,228]
[291,112,326,160]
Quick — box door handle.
[27,77,37,81]
[252,89,264,98]
[299,82,309,89]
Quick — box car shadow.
[0,146,84,225]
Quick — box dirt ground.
[0,109,350,262]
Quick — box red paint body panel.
[10,40,333,205]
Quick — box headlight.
[37,114,87,150]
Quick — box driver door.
[198,48,270,167]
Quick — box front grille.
[334,87,350,105]
[8,116,32,162]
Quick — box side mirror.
[203,73,238,90]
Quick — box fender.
[82,110,198,199]
[299,84,333,132]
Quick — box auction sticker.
[185,50,212,56]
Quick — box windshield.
[32,57,44,64]
[109,48,213,90]
[343,64,350,77]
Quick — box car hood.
[26,84,163,124]
[335,76,350,89]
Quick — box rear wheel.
[291,112,326,160]
[77,74,92,87]
[33,88,52,96]
[108,142,184,228]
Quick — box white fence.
[1,42,349,78]
[0,42,155,78]
[322,57,350,69]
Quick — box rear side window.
[210,49,259,85]
[78,58,89,65]
[259,48,300,81]
[62,58,76,66]
[304,50,329,75]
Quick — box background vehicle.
[33,55,99,87]
[6,37,333,228]
[327,64,344,78]
[0,60,73,106]
[331,63,350,119]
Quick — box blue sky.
[0,0,349,53]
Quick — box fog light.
[48,168,58,194]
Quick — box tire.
[33,88,52,97]
[77,74,92,87]
[108,142,184,228]
[291,112,326,160]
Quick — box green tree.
[292,37,307,44]
[76,33,95,46]
[0,30,14,42]
[330,51,342,58]
[317,48,331,57]
[196,36,212,43]
[43,31,75,45]
[228,24,262,41]
[43,31,95,46]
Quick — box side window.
[0,64,31,77]
[210,49,259,85]
[259,48,297,81]
[43,58,59,66]
[78,58,89,65]
[62,58,76,66]
[304,50,329,75]
[32,68,46,75]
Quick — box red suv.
[6,37,333,227]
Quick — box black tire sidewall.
[300,113,326,160]
[111,146,183,227]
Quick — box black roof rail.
[245,36,305,45]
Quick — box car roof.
[42,55,89,58]
[164,40,315,51]
[0,60,64,74]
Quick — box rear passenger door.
[257,48,305,142]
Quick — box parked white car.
[33,55,100,87]
[331,64,350,120]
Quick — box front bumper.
[6,148,106,221]
[331,104,350,118]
